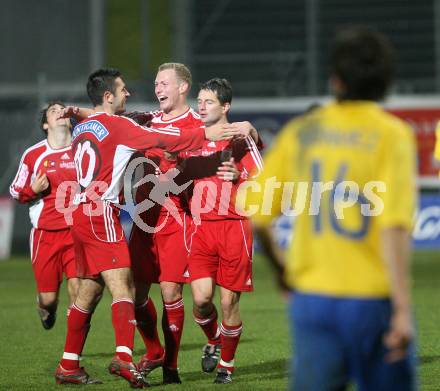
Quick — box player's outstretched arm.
[381,226,413,363]
[57,106,93,120]
[122,111,153,126]
[122,116,247,155]
[60,107,153,125]
[204,123,245,141]
[120,116,206,153]
[224,121,260,143]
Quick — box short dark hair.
[199,78,232,105]
[87,68,122,106]
[330,26,395,101]
[40,100,65,134]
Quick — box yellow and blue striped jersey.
[247,101,417,297]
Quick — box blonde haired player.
[129,63,259,384]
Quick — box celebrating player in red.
[184,78,263,384]
[129,64,260,384]
[128,63,205,384]
[56,65,257,385]
[10,101,79,330]
[54,68,242,388]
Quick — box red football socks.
[218,322,243,373]
[162,298,185,369]
[194,306,221,345]
[60,304,92,370]
[112,299,136,362]
[135,297,164,359]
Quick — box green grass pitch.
[0,251,439,390]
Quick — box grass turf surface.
[0,254,289,391]
[0,250,439,390]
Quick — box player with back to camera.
[246,26,417,390]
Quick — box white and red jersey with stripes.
[137,108,205,214]
[181,136,263,221]
[72,112,205,204]
[10,140,76,230]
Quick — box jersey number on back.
[311,160,370,239]
[74,140,101,190]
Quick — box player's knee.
[106,278,134,301]
[38,292,58,309]
[75,281,104,311]
[102,267,134,300]
[75,294,97,311]
[220,295,239,314]
[110,287,134,301]
[193,294,212,311]
[67,277,80,291]
[161,283,182,302]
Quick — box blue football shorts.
[288,292,417,391]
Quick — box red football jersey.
[72,112,205,204]
[10,140,76,230]
[136,108,205,215]
[181,136,263,221]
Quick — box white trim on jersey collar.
[44,139,71,153]
[157,107,195,123]
[87,111,106,118]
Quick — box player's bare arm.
[224,121,259,143]
[31,170,49,193]
[381,226,414,363]
[123,111,153,125]
[58,106,153,126]
[57,105,91,120]
[204,122,247,141]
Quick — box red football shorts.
[30,228,77,292]
[71,201,131,278]
[130,212,194,284]
[188,219,253,292]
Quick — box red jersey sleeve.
[232,136,264,179]
[255,134,265,150]
[145,148,164,159]
[9,151,39,203]
[116,116,205,153]
[121,110,154,126]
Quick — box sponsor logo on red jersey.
[43,160,56,168]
